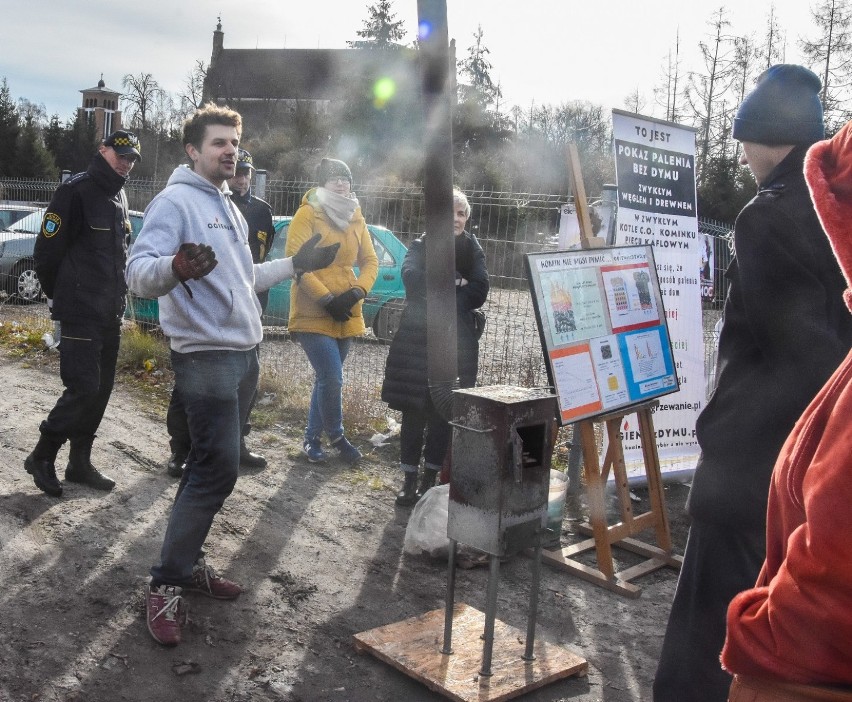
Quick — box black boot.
[395,471,419,506]
[416,467,439,499]
[65,437,115,491]
[239,440,267,469]
[25,433,64,497]
[166,452,187,478]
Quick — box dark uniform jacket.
[35,153,130,325]
[232,189,275,311]
[381,231,489,413]
[687,145,852,529]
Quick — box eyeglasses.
[325,177,349,185]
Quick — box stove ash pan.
[448,385,559,557]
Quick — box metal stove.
[442,385,558,675]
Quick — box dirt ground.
[0,336,692,702]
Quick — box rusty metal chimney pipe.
[417,0,458,418]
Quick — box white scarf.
[316,187,359,230]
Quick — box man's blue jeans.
[150,348,258,586]
[296,333,352,443]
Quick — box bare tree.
[800,0,852,130]
[654,30,684,123]
[758,3,786,69]
[121,73,165,132]
[623,87,647,114]
[686,7,736,182]
[178,60,207,117]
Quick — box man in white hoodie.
[126,103,338,646]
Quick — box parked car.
[0,207,145,305]
[0,208,46,303]
[0,204,43,231]
[125,215,408,341]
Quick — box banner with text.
[611,109,702,477]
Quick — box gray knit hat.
[732,64,824,145]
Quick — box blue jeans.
[296,333,352,443]
[150,348,259,586]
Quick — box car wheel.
[12,259,42,304]
[372,298,405,342]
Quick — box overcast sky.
[0,0,816,123]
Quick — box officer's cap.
[103,130,142,160]
[237,148,255,171]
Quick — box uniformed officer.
[24,129,141,497]
[164,147,272,475]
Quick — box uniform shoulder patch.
[42,212,61,237]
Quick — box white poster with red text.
[610,109,703,479]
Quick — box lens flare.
[373,77,397,108]
[418,20,432,41]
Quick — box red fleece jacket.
[721,124,852,685]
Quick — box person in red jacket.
[720,120,852,700]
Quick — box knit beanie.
[317,158,352,185]
[733,64,824,145]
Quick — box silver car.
[0,208,45,304]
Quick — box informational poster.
[526,246,679,424]
[611,110,703,477]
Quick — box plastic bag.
[403,484,450,558]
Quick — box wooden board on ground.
[353,603,587,702]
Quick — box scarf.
[316,187,359,230]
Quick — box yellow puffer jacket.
[285,188,378,338]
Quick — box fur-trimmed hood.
[805,123,852,310]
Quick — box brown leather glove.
[172,243,218,282]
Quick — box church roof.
[206,47,422,101]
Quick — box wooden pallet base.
[541,533,684,598]
[353,603,588,702]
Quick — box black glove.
[172,243,217,282]
[292,234,340,273]
[325,288,363,322]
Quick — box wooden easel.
[539,147,682,597]
[542,401,682,597]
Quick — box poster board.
[611,110,702,476]
[525,245,679,424]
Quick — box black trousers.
[40,320,121,443]
[399,398,451,469]
[653,519,766,702]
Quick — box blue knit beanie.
[733,64,824,145]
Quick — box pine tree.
[458,25,502,109]
[0,78,21,176]
[15,114,58,178]
[348,0,407,49]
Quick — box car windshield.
[9,209,45,234]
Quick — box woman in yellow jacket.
[285,158,378,464]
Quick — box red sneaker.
[146,584,186,646]
[186,558,242,600]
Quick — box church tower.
[79,75,123,139]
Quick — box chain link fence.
[1,177,732,426]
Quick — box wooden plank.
[353,604,588,702]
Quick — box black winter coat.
[687,146,852,529]
[34,153,130,325]
[381,231,489,412]
[232,189,275,311]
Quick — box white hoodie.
[126,165,293,353]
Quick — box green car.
[125,214,408,341]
